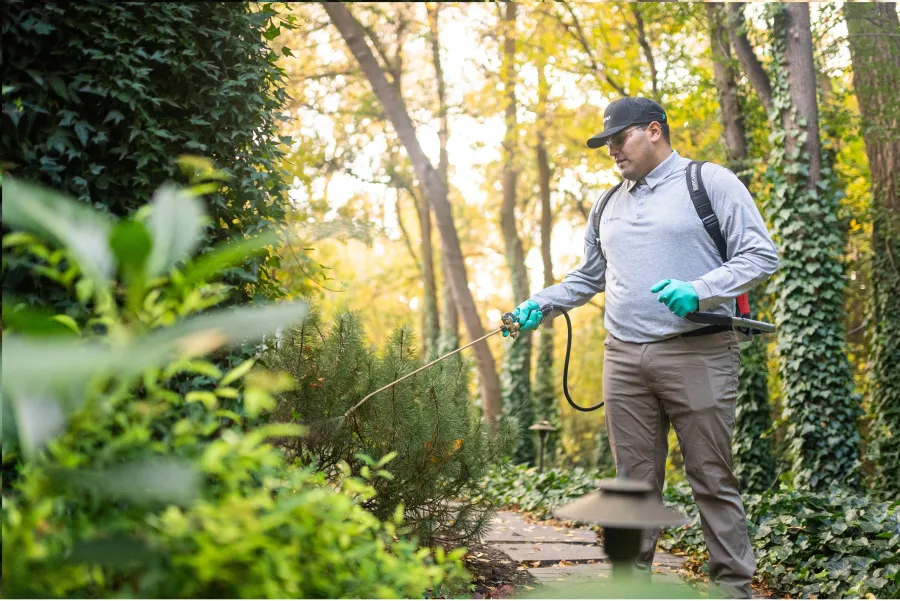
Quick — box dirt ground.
[462,540,541,599]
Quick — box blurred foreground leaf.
[2,176,114,284]
[55,459,201,506]
[2,301,308,392]
[146,185,207,277]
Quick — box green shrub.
[262,307,518,546]
[1,178,468,598]
[661,483,900,599]
[479,463,600,520]
[2,2,293,305]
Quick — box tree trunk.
[727,3,774,115]
[774,3,861,489]
[533,47,559,462]
[708,3,749,181]
[845,1,900,497]
[416,181,440,357]
[729,3,862,491]
[428,3,458,353]
[707,2,774,495]
[779,3,821,189]
[324,3,503,425]
[498,2,535,463]
[630,5,659,99]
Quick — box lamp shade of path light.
[544,478,698,598]
[554,478,689,529]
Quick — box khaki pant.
[603,330,756,599]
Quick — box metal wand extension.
[342,312,520,422]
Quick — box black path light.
[528,420,557,474]
[554,479,689,581]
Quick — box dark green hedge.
[2,2,292,305]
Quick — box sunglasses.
[605,124,650,150]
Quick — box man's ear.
[647,122,663,143]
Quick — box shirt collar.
[626,150,680,191]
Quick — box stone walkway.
[483,510,693,596]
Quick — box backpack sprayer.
[330,306,775,429]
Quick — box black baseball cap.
[586,97,668,149]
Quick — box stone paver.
[484,511,597,544]
[483,510,767,599]
[483,509,692,591]
[529,563,612,582]
[494,542,609,565]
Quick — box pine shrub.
[262,305,518,546]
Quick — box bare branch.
[630,5,659,98]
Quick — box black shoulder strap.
[592,181,625,241]
[686,160,728,262]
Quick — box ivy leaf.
[103,110,125,125]
[47,75,70,101]
[74,121,93,147]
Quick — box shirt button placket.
[636,179,648,219]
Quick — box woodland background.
[2,2,898,599]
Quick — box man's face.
[606,122,660,181]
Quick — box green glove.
[506,299,542,337]
[651,279,699,317]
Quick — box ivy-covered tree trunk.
[533,49,559,461]
[707,2,774,494]
[844,2,900,498]
[766,3,861,490]
[730,2,862,490]
[499,1,534,464]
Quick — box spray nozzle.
[501,312,521,339]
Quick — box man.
[510,97,778,598]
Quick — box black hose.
[558,307,605,412]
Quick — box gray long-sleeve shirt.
[531,150,779,343]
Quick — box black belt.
[680,325,732,338]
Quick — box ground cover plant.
[480,464,900,599]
